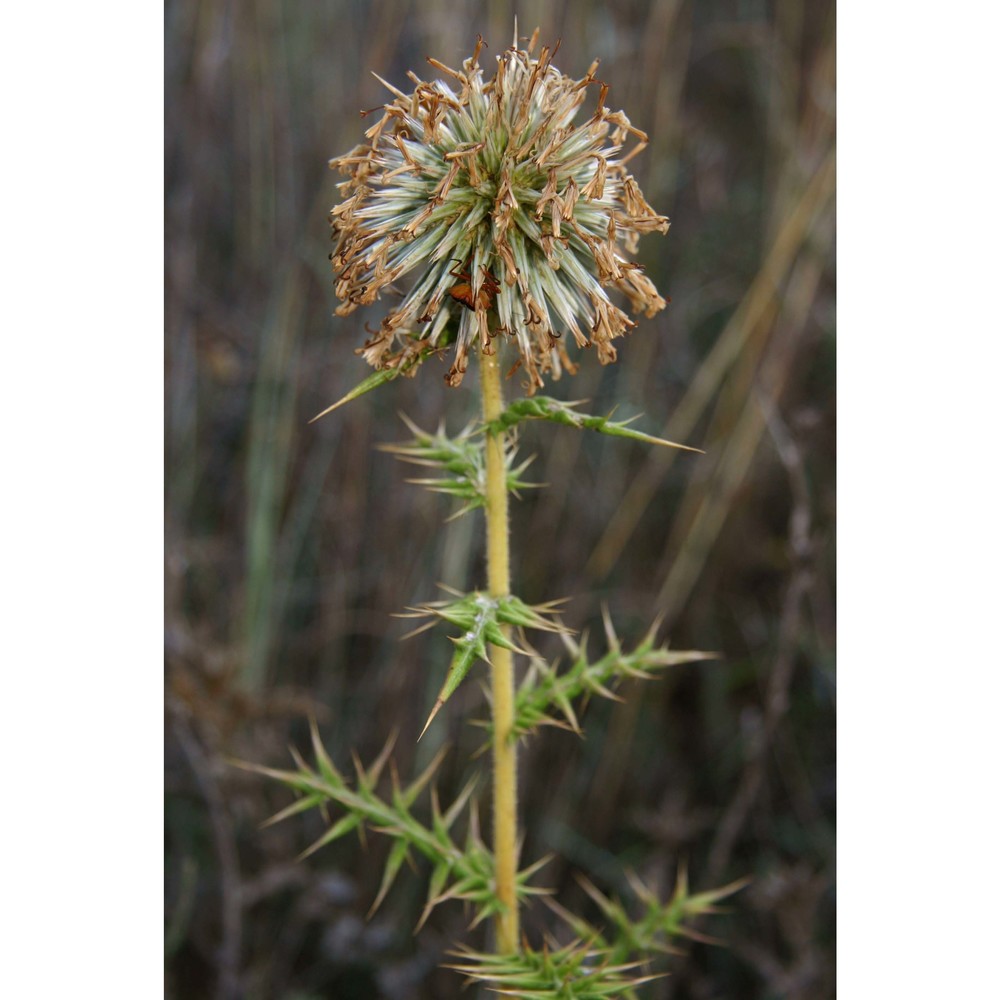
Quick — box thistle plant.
[241,28,743,997]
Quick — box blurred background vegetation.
[165,1,835,997]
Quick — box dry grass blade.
[587,151,836,579]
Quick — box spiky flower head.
[329,27,671,392]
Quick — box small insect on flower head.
[328,26,671,393]
[448,260,501,313]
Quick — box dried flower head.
[329,27,671,392]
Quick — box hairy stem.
[479,347,519,953]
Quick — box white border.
[3,2,162,992]
[839,2,999,995]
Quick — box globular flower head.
[329,28,671,392]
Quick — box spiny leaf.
[567,866,750,962]
[497,595,569,632]
[298,812,363,861]
[308,348,436,422]
[418,859,455,931]
[236,728,552,932]
[419,626,489,740]
[368,838,412,917]
[516,854,556,896]
[503,616,716,741]
[401,744,450,809]
[433,778,478,836]
[487,396,703,453]
[446,941,660,998]
[650,865,752,944]
[382,413,537,515]
[309,717,343,786]
[411,591,565,738]
[363,730,399,788]
[228,758,326,797]
[259,792,327,830]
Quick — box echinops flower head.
[328,27,671,392]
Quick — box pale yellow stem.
[479,348,519,953]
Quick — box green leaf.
[309,717,344,786]
[308,348,436,422]
[409,591,571,738]
[488,396,703,453]
[446,941,660,999]
[419,604,493,739]
[259,792,327,830]
[234,725,552,933]
[368,838,412,917]
[502,615,716,740]
[418,859,455,931]
[382,414,537,516]
[497,595,568,633]
[297,812,364,861]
